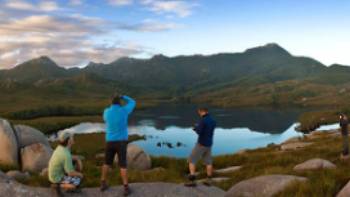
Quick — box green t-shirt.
[48,145,75,183]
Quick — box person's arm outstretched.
[122,95,136,114]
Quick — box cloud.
[5,0,59,12]
[141,0,196,17]
[118,19,181,32]
[0,14,145,68]
[108,0,133,6]
[69,0,83,5]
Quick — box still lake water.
[57,105,339,158]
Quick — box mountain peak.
[151,54,168,60]
[244,43,291,57]
[17,56,59,69]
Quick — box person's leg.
[120,168,128,185]
[206,165,213,177]
[189,162,196,176]
[101,142,116,191]
[202,147,213,186]
[117,141,130,196]
[101,164,110,182]
[185,144,202,187]
[203,147,213,177]
[61,183,76,191]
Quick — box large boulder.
[115,144,151,170]
[225,174,307,197]
[0,118,18,167]
[14,125,50,148]
[294,158,336,172]
[21,143,53,172]
[6,170,30,180]
[337,180,350,197]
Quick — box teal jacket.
[103,96,136,142]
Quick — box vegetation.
[12,130,350,196]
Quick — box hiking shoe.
[124,185,131,196]
[51,183,64,197]
[100,181,109,192]
[203,177,213,187]
[184,174,197,187]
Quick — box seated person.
[48,132,83,194]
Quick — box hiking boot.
[203,177,213,187]
[51,183,64,197]
[184,174,197,187]
[123,185,131,196]
[100,180,109,192]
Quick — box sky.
[0,0,350,69]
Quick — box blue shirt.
[103,96,136,142]
[193,114,216,147]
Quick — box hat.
[58,131,72,142]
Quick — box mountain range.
[1,43,350,109]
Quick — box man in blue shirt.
[100,94,136,196]
[185,107,216,187]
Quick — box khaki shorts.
[188,143,212,165]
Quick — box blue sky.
[0,0,350,68]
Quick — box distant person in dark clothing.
[185,107,216,187]
[340,114,349,157]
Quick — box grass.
[9,130,350,197]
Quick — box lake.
[56,104,340,158]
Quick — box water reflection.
[54,105,340,158]
[129,105,308,134]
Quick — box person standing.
[340,114,349,157]
[185,107,216,187]
[100,94,136,196]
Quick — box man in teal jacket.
[100,94,136,196]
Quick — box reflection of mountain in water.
[129,104,308,134]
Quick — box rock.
[293,158,336,172]
[6,170,30,180]
[280,142,313,151]
[40,168,48,177]
[21,143,53,172]
[225,174,307,197]
[0,118,18,166]
[337,180,350,197]
[0,181,226,197]
[14,125,50,148]
[198,177,230,183]
[114,144,151,170]
[215,166,242,174]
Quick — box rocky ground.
[4,117,350,196]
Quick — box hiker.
[185,107,216,187]
[340,114,349,157]
[48,132,84,195]
[100,94,136,196]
